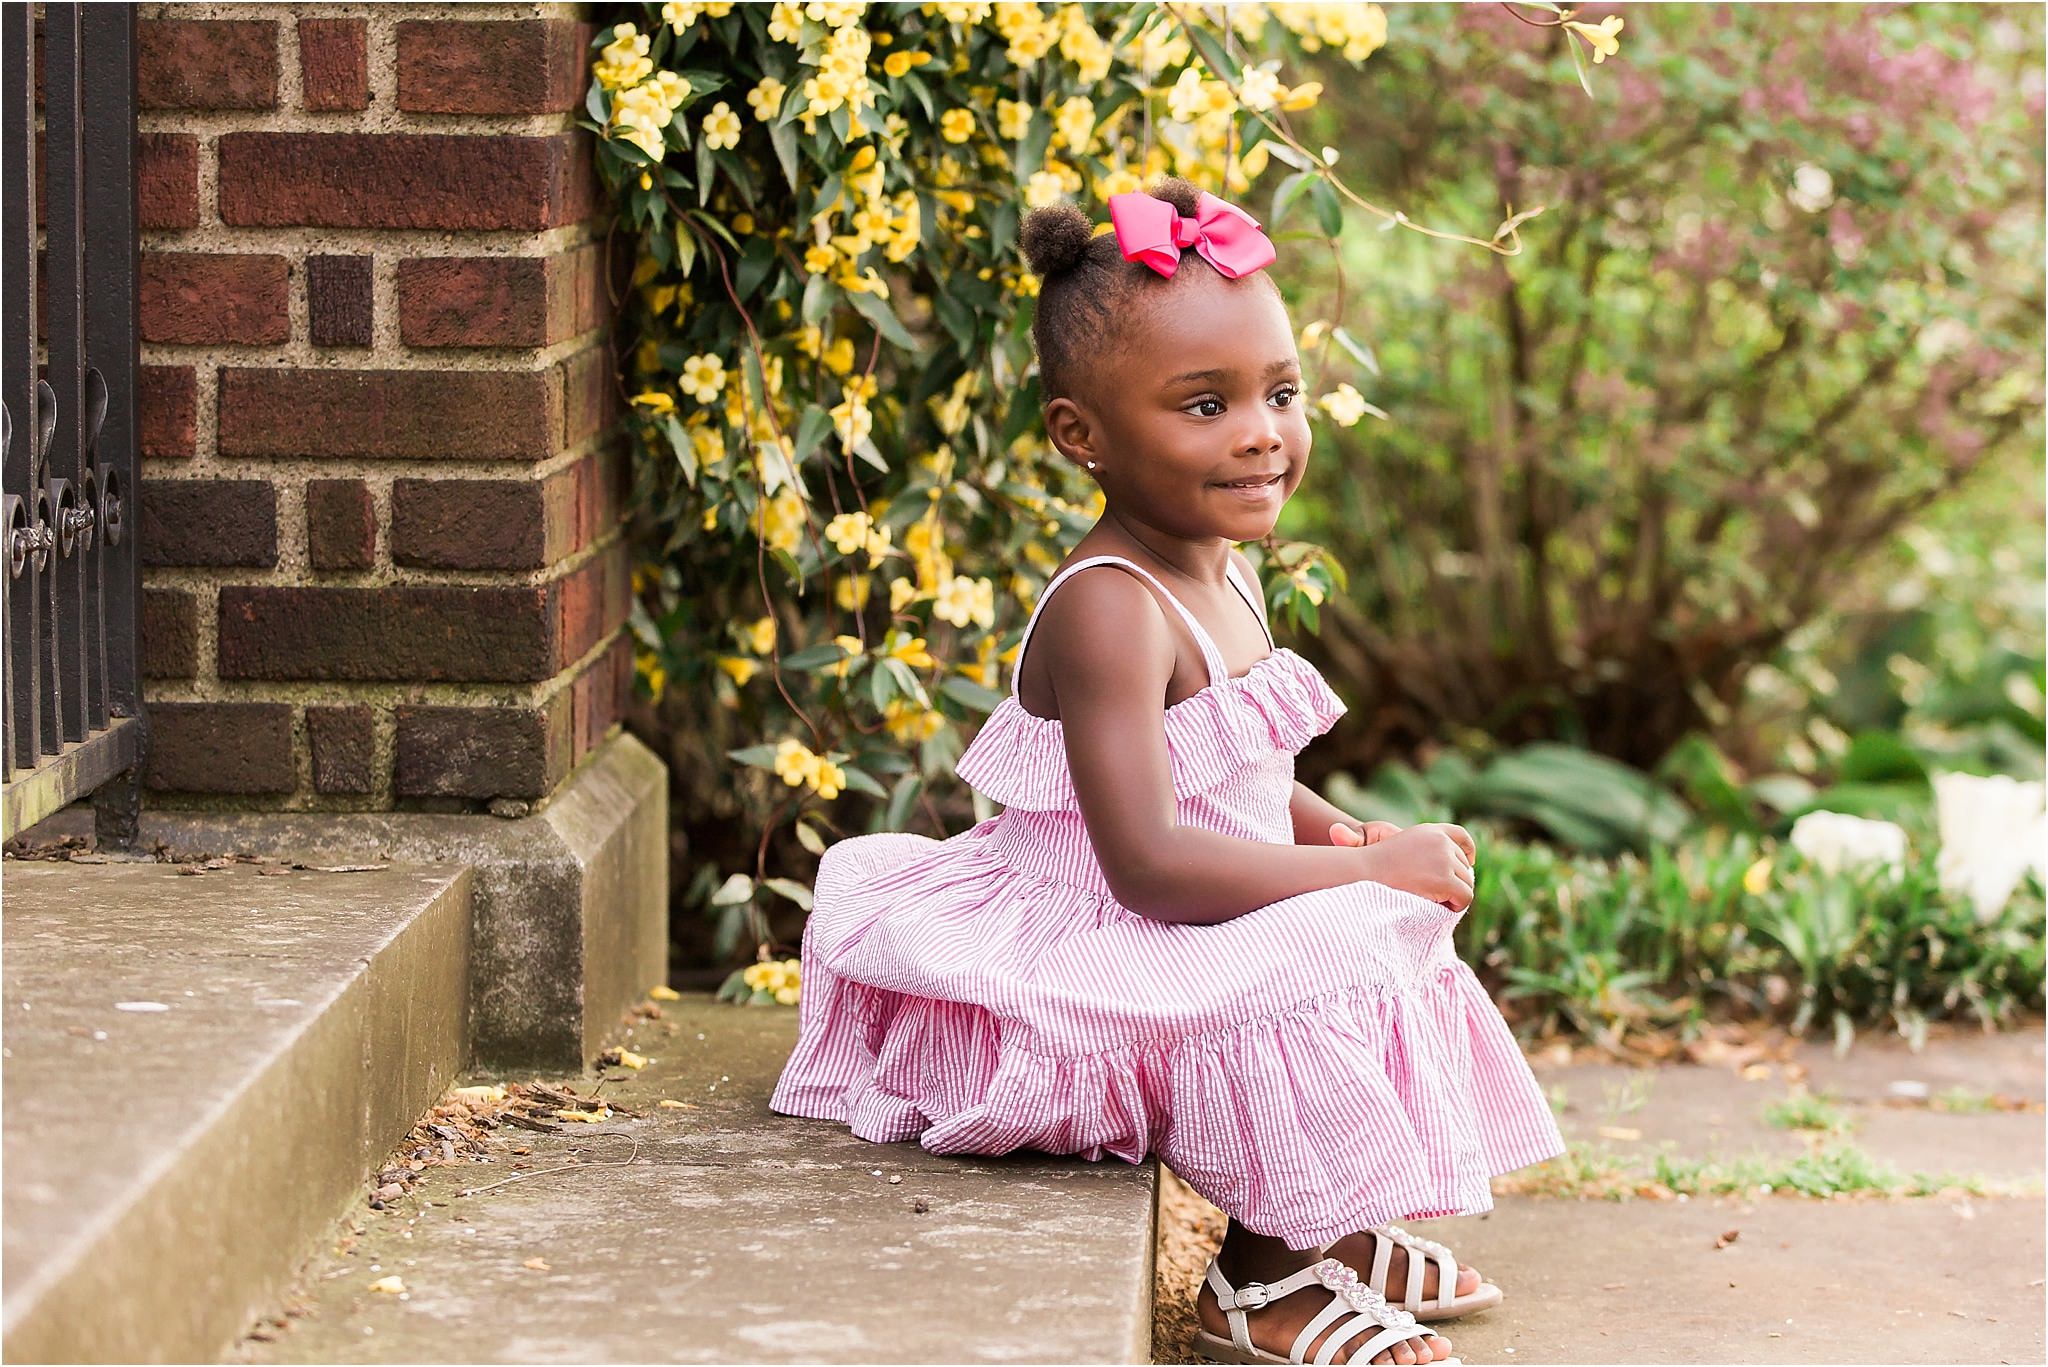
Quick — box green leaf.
[585,82,609,125]
[735,234,775,301]
[885,773,922,831]
[791,404,835,463]
[847,288,920,351]
[1270,170,1315,229]
[727,743,781,767]
[794,819,828,855]
[780,641,855,670]
[1329,326,1381,378]
[1838,732,1930,787]
[1181,21,1242,80]
[672,220,698,278]
[837,765,888,799]
[710,873,755,906]
[1309,176,1344,238]
[940,675,1007,713]
[1018,111,1054,177]
[762,877,814,911]
[768,117,800,194]
[801,270,831,325]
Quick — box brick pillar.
[134,4,629,813]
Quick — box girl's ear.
[1043,396,1099,468]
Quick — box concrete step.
[236,994,1158,1363]
[1,856,472,1363]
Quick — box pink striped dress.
[770,554,1564,1250]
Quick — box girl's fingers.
[1330,821,1366,847]
[1362,821,1401,845]
[1432,823,1477,861]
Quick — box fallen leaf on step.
[1595,1125,1641,1141]
[522,1258,550,1271]
[554,1108,610,1123]
[368,1276,405,1294]
[450,1085,506,1104]
[615,1049,648,1070]
[649,985,682,1001]
[658,1099,688,1109]
[1739,1063,1773,1081]
[1714,1229,1740,1249]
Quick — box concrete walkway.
[236,994,1157,1364]
[1156,1025,2047,1365]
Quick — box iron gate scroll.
[2,4,146,848]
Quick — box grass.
[1763,1090,1855,1135]
[1496,1139,2031,1203]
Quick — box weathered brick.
[397,243,607,349]
[138,19,278,111]
[139,365,196,460]
[138,133,198,231]
[144,702,295,795]
[218,367,558,461]
[555,545,629,667]
[139,479,278,568]
[140,252,290,346]
[141,587,198,679]
[307,254,373,348]
[394,697,570,800]
[571,635,629,763]
[217,131,597,232]
[308,704,375,794]
[396,19,591,115]
[573,445,629,552]
[219,585,555,682]
[298,18,368,112]
[306,478,375,571]
[391,477,545,571]
[562,343,615,448]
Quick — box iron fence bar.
[43,3,85,755]
[2,3,38,778]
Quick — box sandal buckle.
[1231,1282,1271,1310]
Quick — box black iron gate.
[2,3,146,848]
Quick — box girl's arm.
[1038,567,1470,925]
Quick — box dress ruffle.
[953,648,1347,811]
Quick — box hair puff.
[1019,201,1096,279]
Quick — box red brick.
[140,253,289,346]
[307,254,373,348]
[308,704,376,794]
[138,133,199,231]
[139,479,278,568]
[391,477,546,570]
[396,20,592,115]
[306,478,375,571]
[562,343,615,448]
[218,367,559,461]
[393,697,570,799]
[217,131,597,231]
[397,243,607,349]
[138,20,278,111]
[141,588,198,679]
[218,585,556,682]
[571,635,629,763]
[555,546,629,667]
[139,365,196,460]
[144,702,295,795]
[298,18,368,112]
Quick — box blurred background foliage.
[599,2,2045,1038]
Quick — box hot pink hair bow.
[1107,189,1277,280]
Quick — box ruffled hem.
[953,648,1347,811]
[770,955,1565,1252]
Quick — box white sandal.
[1196,1254,1460,1366]
[1355,1225,1502,1321]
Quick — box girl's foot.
[1324,1229,1484,1311]
[1195,1251,1455,1364]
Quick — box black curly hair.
[1019,175,1281,409]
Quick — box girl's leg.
[1195,1219,1456,1365]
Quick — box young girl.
[771,177,1564,1366]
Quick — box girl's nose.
[1238,412,1284,456]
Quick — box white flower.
[1788,810,1907,878]
[1932,772,2047,921]
[1787,164,1835,214]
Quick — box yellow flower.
[631,390,677,416]
[742,961,774,990]
[804,242,838,274]
[889,577,922,611]
[1053,95,1094,151]
[1317,383,1369,427]
[826,511,875,556]
[773,984,800,1005]
[753,486,805,555]
[882,49,931,78]
[594,23,653,90]
[742,615,777,655]
[748,76,787,122]
[1166,67,1210,123]
[836,573,873,610]
[717,654,760,685]
[830,396,873,450]
[773,737,815,787]
[701,505,719,532]
[1237,67,1282,113]
[1280,80,1322,111]
[794,325,824,359]
[933,574,995,629]
[680,353,727,403]
[822,337,856,376]
[701,101,742,151]
[1564,14,1624,63]
[1743,857,1772,896]
[662,1,705,30]
[767,2,805,43]
[939,109,976,144]
[883,698,945,743]
[883,632,936,670]
[997,98,1033,141]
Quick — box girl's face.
[1046,270,1310,543]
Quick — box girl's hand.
[1355,823,1477,912]
[1328,820,1402,848]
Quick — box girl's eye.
[1271,387,1299,408]
[1186,388,1299,419]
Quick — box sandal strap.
[1320,1316,1432,1367]
[1374,1224,1460,1312]
[1208,1256,1430,1365]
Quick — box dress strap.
[1225,559,1275,652]
[1010,554,1227,699]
